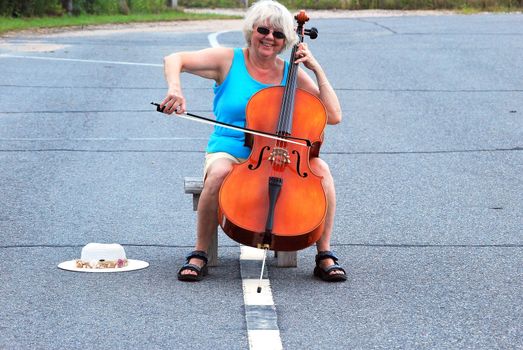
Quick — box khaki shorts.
[203,152,246,179]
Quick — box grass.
[0,10,240,36]
[457,5,521,13]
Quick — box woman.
[160,0,346,282]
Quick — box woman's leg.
[310,158,345,277]
[180,157,236,277]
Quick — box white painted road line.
[0,137,207,141]
[240,246,283,350]
[208,30,234,48]
[0,53,162,67]
[248,330,283,350]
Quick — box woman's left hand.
[295,43,320,72]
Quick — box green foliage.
[272,0,520,8]
[0,0,170,17]
[0,0,63,17]
[178,0,242,8]
[130,0,169,12]
[0,0,520,17]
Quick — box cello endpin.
[256,246,269,294]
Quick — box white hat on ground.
[58,243,149,273]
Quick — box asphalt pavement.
[0,11,522,350]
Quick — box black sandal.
[314,251,347,282]
[177,250,208,282]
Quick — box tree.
[61,0,73,15]
[119,0,130,14]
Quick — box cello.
[218,11,327,253]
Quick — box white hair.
[243,0,298,52]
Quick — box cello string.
[273,50,292,173]
[277,33,302,173]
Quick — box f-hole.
[292,150,308,178]
[248,146,271,171]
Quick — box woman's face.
[251,20,286,57]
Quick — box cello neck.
[277,11,309,135]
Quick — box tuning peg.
[305,27,318,39]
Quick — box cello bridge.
[268,147,291,164]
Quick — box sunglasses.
[256,26,285,40]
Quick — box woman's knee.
[204,160,234,190]
[310,158,332,178]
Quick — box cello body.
[218,11,327,252]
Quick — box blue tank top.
[207,48,289,158]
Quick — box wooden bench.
[184,177,297,267]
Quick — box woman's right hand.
[160,89,186,115]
